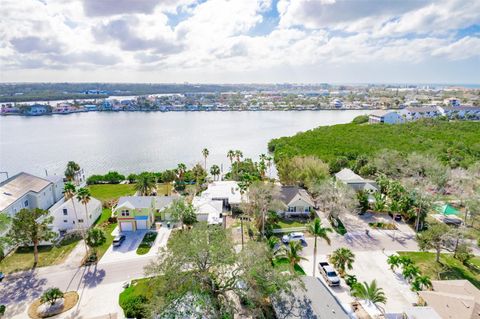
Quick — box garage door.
[120,222,134,231]
[136,220,147,230]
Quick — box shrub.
[121,295,148,318]
[0,304,5,316]
[41,288,64,305]
[345,274,358,288]
[352,115,369,124]
[455,243,474,265]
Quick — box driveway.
[99,225,171,264]
[299,251,417,314]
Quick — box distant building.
[399,106,439,120]
[25,104,49,116]
[330,99,344,108]
[443,97,461,107]
[335,168,378,192]
[368,110,404,124]
[83,104,98,111]
[0,104,20,115]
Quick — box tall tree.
[210,164,220,181]
[330,248,355,276]
[65,161,81,182]
[0,213,11,260]
[135,172,157,196]
[163,198,197,229]
[76,187,92,225]
[162,170,176,196]
[227,150,235,170]
[307,218,332,277]
[417,223,450,262]
[85,228,106,257]
[7,208,56,265]
[202,148,209,171]
[63,182,88,253]
[279,241,307,274]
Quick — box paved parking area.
[99,225,171,264]
[299,251,417,314]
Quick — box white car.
[282,232,306,244]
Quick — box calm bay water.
[0,110,371,179]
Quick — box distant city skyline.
[1,0,479,83]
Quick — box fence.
[271,226,307,234]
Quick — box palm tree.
[65,161,80,183]
[387,254,401,271]
[135,173,156,195]
[308,218,332,277]
[64,182,88,254]
[76,187,92,226]
[330,247,355,276]
[351,280,387,306]
[162,170,176,195]
[280,241,307,274]
[234,150,243,162]
[411,275,432,291]
[202,148,209,171]
[266,155,273,178]
[402,264,420,282]
[227,150,235,168]
[210,165,220,181]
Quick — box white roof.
[50,196,101,216]
[201,181,243,205]
[192,197,223,225]
[335,168,363,182]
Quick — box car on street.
[112,234,126,247]
[0,272,4,282]
[282,232,306,245]
[318,262,340,287]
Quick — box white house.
[0,172,64,217]
[335,168,378,192]
[192,196,223,225]
[49,197,102,235]
[368,110,404,124]
[437,105,480,119]
[276,186,315,217]
[399,106,440,121]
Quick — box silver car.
[282,232,306,244]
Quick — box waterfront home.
[276,186,315,217]
[0,172,64,217]
[199,181,243,210]
[0,104,20,115]
[330,98,344,108]
[437,105,480,119]
[25,104,49,116]
[53,103,76,114]
[399,106,439,121]
[368,110,404,124]
[335,168,378,192]
[443,97,461,107]
[83,104,98,111]
[49,196,102,235]
[113,195,177,231]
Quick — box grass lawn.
[398,251,480,289]
[273,258,306,275]
[0,236,80,273]
[119,277,162,318]
[157,183,172,196]
[273,219,309,229]
[136,232,158,255]
[94,208,113,226]
[96,222,117,260]
[87,184,136,202]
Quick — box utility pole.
[240,215,244,249]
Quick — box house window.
[121,210,130,217]
[288,206,296,212]
[78,219,84,223]
[304,207,310,212]
[63,208,68,215]
[24,200,29,207]
[63,220,68,223]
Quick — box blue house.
[25,104,49,116]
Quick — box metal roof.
[0,172,52,211]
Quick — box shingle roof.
[154,195,179,210]
[117,196,153,209]
[278,186,314,207]
[0,172,52,211]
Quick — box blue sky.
[0,0,479,83]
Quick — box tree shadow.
[82,264,106,288]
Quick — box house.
[335,168,378,192]
[83,104,98,111]
[437,105,480,119]
[443,97,461,107]
[368,110,404,124]
[276,186,315,217]
[192,196,223,225]
[0,104,20,115]
[0,172,64,218]
[416,280,480,319]
[273,276,350,319]
[49,196,102,235]
[113,196,177,231]
[399,106,439,120]
[199,181,243,210]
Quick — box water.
[0,110,371,179]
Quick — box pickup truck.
[318,262,340,287]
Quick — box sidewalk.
[60,240,88,270]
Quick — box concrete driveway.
[99,225,171,264]
[299,251,417,314]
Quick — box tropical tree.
[330,248,355,276]
[402,264,420,282]
[76,187,92,225]
[85,228,106,256]
[357,190,370,213]
[307,218,332,277]
[210,164,221,181]
[7,208,56,265]
[279,241,307,274]
[63,182,88,253]
[0,213,11,260]
[41,288,64,305]
[227,150,235,169]
[411,275,432,291]
[202,148,209,171]
[234,150,243,162]
[399,255,413,267]
[351,280,387,305]
[135,172,156,196]
[387,254,401,271]
[373,192,387,212]
[65,161,80,182]
[164,198,197,229]
[162,170,176,195]
[175,163,187,183]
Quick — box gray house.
[276,186,315,217]
[334,168,378,192]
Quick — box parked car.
[112,234,126,247]
[282,232,306,245]
[318,262,340,287]
[0,272,4,282]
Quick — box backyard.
[398,251,480,289]
[0,235,80,273]
[87,184,136,202]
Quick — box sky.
[0,0,479,84]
